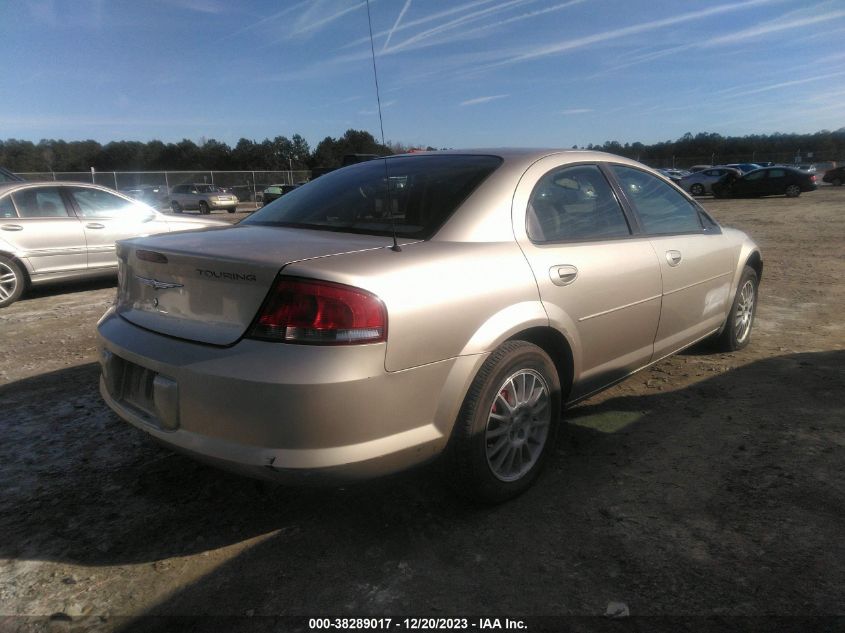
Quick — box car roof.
[0,181,124,195]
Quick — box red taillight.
[248,277,386,344]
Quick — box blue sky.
[2,0,844,150]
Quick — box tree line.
[2,128,843,173]
[578,129,845,165]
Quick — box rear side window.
[527,164,631,242]
[11,188,69,218]
[611,165,702,234]
[0,195,16,218]
[244,155,502,239]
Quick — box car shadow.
[17,276,116,302]
[2,351,843,620]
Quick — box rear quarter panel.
[281,240,545,372]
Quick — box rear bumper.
[97,309,478,481]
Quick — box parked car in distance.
[0,182,225,308]
[97,149,761,503]
[687,165,711,173]
[261,183,300,205]
[822,166,845,186]
[795,164,817,173]
[170,183,239,214]
[1,166,24,183]
[712,166,817,198]
[656,168,690,184]
[120,184,168,209]
[723,163,762,174]
[679,167,741,196]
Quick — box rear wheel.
[715,266,758,352]
[690,183,705,196]
[0,255,25,308]
[785,184,801,198]
[227,208,236,214]
[446,341,561,503]
[198,201,210,214]
[170,201,182,213]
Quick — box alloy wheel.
[734,279,755,344]
[485,368,551,482]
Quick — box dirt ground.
[0,187,843,631]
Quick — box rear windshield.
[242,154,502,239]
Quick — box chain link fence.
[13,170,312,204]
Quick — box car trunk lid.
[115,225,394,345]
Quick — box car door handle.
[550,265,578,286]
[86,223,106,229]
[1,224,23,231]
[666,250,682,266]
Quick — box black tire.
[0,255,26,308]
[714,266,758,352]
[198,201,210,214]
[690,183,705,196]
[227,208,236,214]
[171,201,182,213]
[785,184,801,198]
[832,178,842,186]
[445,341,561,503]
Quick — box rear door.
[64,186,171,270]
[514,158,662,399]
[609,165,736,359]
[0,186,87,276]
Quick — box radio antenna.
[365,0,401,252]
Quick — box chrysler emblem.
[135,275,183,290]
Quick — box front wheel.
[171,201,182,213]
[198,201,210,214]
[446,341,561,503]
[785,184,801,198]
[0,255,26,308]
[714,266,758,352]
[690,183,705,196]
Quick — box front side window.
[768,169,785,178]
[611,165,702,234]
[243,155,502,239]
[11,188,69,218]
[526,164,631,242]
[744,170,766,181]
[68,188,141,218]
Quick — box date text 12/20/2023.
[308,618,527,630]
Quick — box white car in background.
[0,182,225,307]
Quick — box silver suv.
[169,184,238,214]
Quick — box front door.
[609,165,735,359]
[64,186,171,270]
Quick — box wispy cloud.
[358,100,396,115]
[339,0,500,50]
[164,0,227,14]
[292,0,366,37]
[221,2,308,41]
[718,71,845,98]
[460,94,509,106]
[478,0,779,70]
[560,108,592,114]
[704,8,845,46]
[383,0,413,51]
[385,0,534,54]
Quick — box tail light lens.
[248,277,386,344]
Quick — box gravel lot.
[1,189,843,630]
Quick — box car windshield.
[242,154,502,239]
